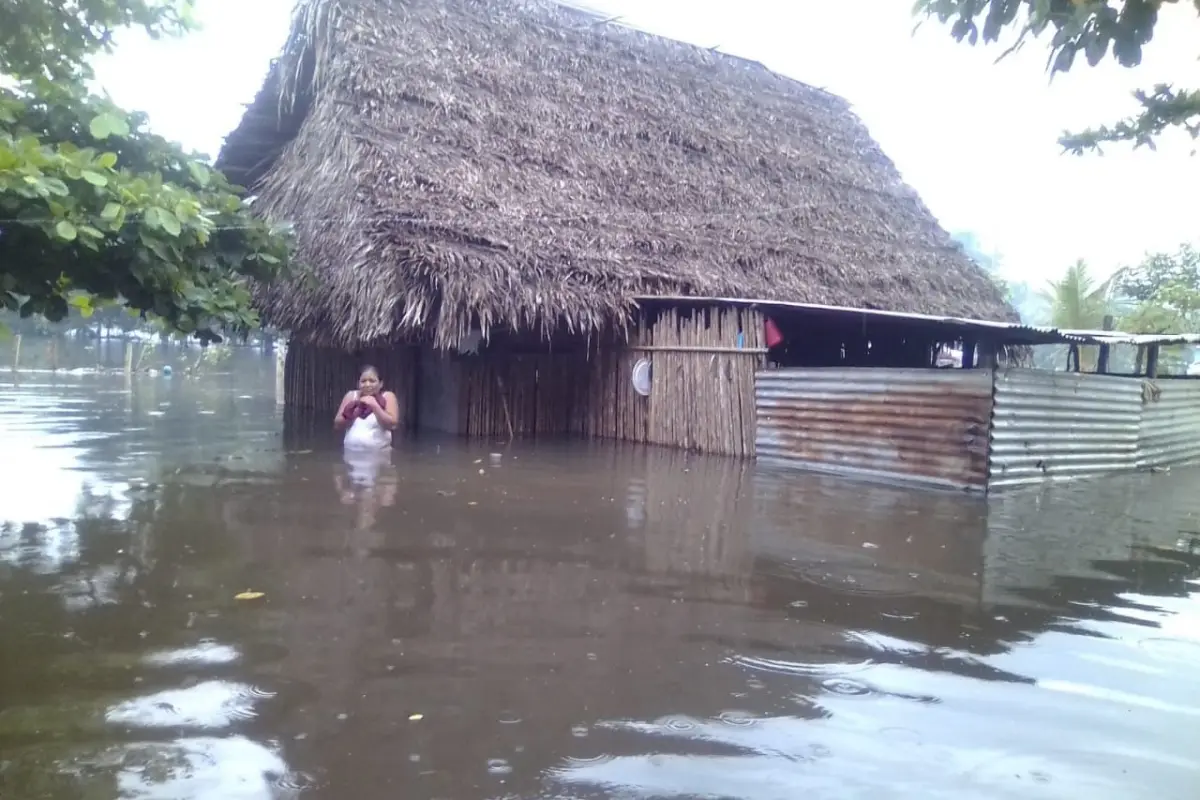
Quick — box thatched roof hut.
[218,0,1013,349]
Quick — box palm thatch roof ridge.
[218,0,1015,349]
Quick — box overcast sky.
[93,0,1200,286]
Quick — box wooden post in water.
[961,337,977,369]
[1096,315,1114,374]
[11,334,21,373]
[977,342,998,370]
[275,343,286,405]
[49,337,58,371]
[124,340,134,380]
[1146,344,1160,379]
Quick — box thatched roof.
[218,0,1015,349]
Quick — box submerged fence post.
[124,340,134,376]
[275,342,287,405]
[961,338,977,369]
[11,334,21,374]
[1097,314,1113,374]
[978,343,997,370]
[1146,344,1160,379]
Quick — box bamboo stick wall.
[583,307,764,457]
[456,353,585,438]
[287,304,762,458]
[285,341,416,430]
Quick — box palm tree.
[1042,259,1113,330]
[1041,260,1113,371]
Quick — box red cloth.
[764,317,784,348]
[343,397,376,420]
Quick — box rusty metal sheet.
[989,368,1142,490]
[755,368,993,492]
[1138,378,1200,470]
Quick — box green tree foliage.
[1113,243,1200,332]
[0,0,290,341]
[1042,258,1112,328]
[1038,259,1116,371]
[915,0,1200,152]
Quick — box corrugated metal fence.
[756,367,1200,493]
[755,368,993,492]
[1138,378,1200,470]
[990,369,1200,489]
[989,369,1143,489]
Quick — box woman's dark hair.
[359,364,381,381]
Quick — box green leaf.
[43,178,70,196]
[88,112,130,140]
[159,210,182,237]
[88,114,112,139]
[96,152,118,169]
[143,236,172,262]
[81,170,108,186]
[187,161,211,187]
[100,202,123,220]
[55,220,78,241]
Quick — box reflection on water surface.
[1,350,1198,799]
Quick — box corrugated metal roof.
[635,295,1200,348]
[1056,330,1200,346]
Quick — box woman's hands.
[365,392,399,430]
[334,390,357,430]
[333,391,398,431]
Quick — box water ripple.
[1138,636,1200,665]
[559,753,616,767]
[104,680,275,729]
[726,653,873,677]
[821,677,873,697]
[487,758,514,775]
[655,714,698,732]
[717,710,758,727]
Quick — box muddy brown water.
[1,349,1198,799]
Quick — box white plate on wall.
[631,358,652,396]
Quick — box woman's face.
[358,370,381,395]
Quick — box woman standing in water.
[334,365,399,450]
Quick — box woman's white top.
[343,391,393,451]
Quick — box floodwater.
[2,346,1199,800]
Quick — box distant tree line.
[954,231,1200,372]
